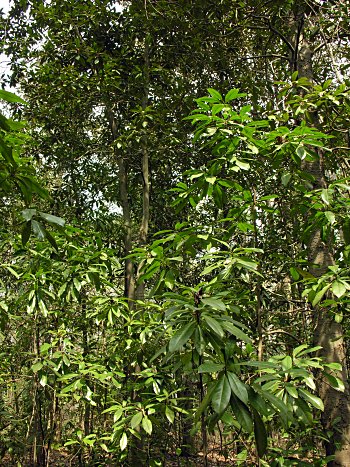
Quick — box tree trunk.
[135,32,151,302]
[295,12,350,465]
[107,109,135,303]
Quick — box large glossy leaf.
[0,89,27,104]
[201,297,226,311]
[258,389,290,424]
[22,208,37,221]
[281,356,292,371]
[21,220,31,246]
[323,372,345,392]
[31,220,46,241]
[220,321,252,343]
[39,211,65,227]
[207,88,222,101]
[142,416,152,435]
[298,388,324,411]
[169,321,196,352]
[248,388,269,417]
[120,432,128,451]
[230,394,253,433]
[202,314,224,338]
[165,406,175,424]
[212,374,231,413]
[198,361,225,373]
[252,407,267,458]
[312,284,331,306]
[227,371,248,404]
[332,280,347,298]
[130,412,143,429]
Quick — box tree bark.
[107,108,135,303]
[135,32,151,302]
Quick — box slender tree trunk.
[135,32,151,302]
[107,109,135,303]
[295,12,350,465]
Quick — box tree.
[1,0,350,465]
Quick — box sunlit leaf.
[299,388,324,411]
[120,432,128,451]
[142,416,152,435]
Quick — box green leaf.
[31,361,43,373]
[207,88,222,101]
[202,315,224,338]
[259,390,289,422]
[21,221,32,246]
[324,362,342,371]
[299,388,324,411]
[201,297,226,311]
[120,432,128,451]
[281,356,292,371]
[335,312,343,323]
[252,407,267,458]
[220,321,252,343]
[332,281,347,298]
[0,136,15,166]
[5,266,20,279]
[0,113,11,131]
[296,145,306,160]
[205,176,216,184]
[0,89,27,104]
[227,372,248,404]
[38,299,48,317]
[236,159,250,170]
[165,406,175,424]
[22,208,37,221]
[212,374,231,413]
[230,395,253,432]
[39,211,65,227]
[212,104,225,115]
[321,188,331,205]
[325,211,336,225]
[293,345,322,357]
[289,267,299,281]
[281,173,291,186]
[323,372,345,392]
[40,374,47,387]
[194,326,206,356]
[169,322,196,352]
[142,416,152,435]
[248,389,269,417]
[31,220,46,241]
[285,384,298,398]
[312,284,331,306]
[40,343,51,354]
[130,412,143,429]
[44,229,58,251]
[198,362,225,373]
[225,89,239,102]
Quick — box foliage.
[1,0,350,465]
